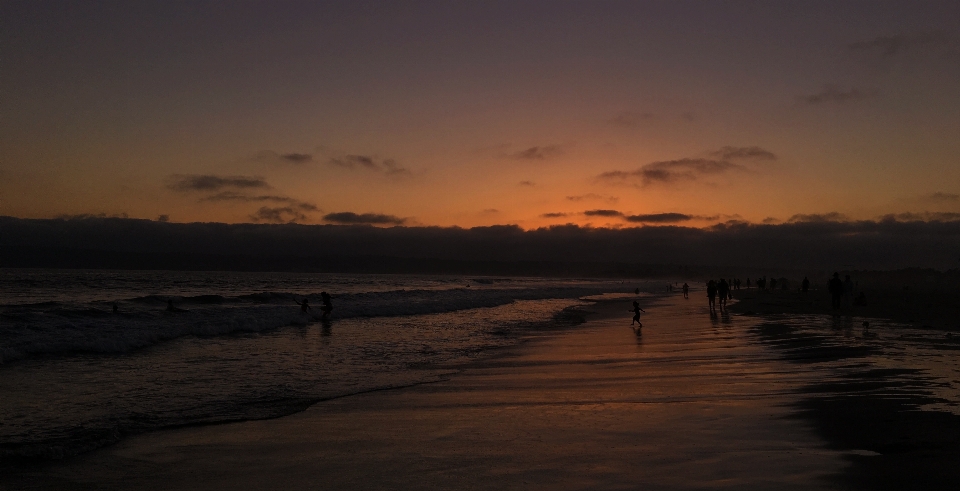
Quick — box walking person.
[707,280,717,314]
[630,300,645,327]
[717,278,729,311]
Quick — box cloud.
[508,145,563,160]
[624,213,693,223]
[280,153,313,163]
[541,212,569,218]
[55,213,130,220]
[566,194,618,204]
[762,217,780,224]
[518,180,536,187]
[328,155,411,176]
[880,212,960,222]
[926,192,960,203]
[157,215,170,222]
[9,216,960,271]
[323,212,406,225]
[598,158,747,186]
[850,32,950,57]
[481,209,500,214]
[199,191,318,211]
[583,209,623,217]
[710,146,777,161]
[798,86,872,105]
[250,206,314,223]
[166,174,269,192]
[609,111,658,127]
[787,212,848,223]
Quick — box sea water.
[0,269,647,461]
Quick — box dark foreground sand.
[4,296,850,490]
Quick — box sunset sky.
[3,1,960,229]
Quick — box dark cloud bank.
[3,216,960,276]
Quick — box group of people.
[296,291,333,316]
[827,273,864,310]
[705,278,735,313]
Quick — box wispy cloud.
[598,158,747,187]
[566,194,618,204]
[323,212,407,225]
[508,145,563,160]
[850,32,950,57]
[880,211,960,222]
[926,192,960,203]
[165,174,269,192]
[327,155,411,176]
[710,146,777,161]
[608,111,658,127]
[624,213,693,223]
[541,212,569,218]
[250,206,317,223]
[199,191,318,210]
[787,212,848,223]
[519,180,536,187]
[798,86,872,105]
[583,209,623,217]
[55,212,130,220]
[280,153,313,163]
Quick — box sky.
[3,1,960,229]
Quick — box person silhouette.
[707,280,717,313]
[630,301,645,326]
[320,291,333,315]
[682,282,689,299]
[717,278,729,310]
[828,272,843,310]
[295,297,312,313]
[801,276,810,294]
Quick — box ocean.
[0,269,650,461]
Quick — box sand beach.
[5,288,960,490]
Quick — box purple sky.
[3,1,960,228]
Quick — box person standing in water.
[319,292,333,316]
[682,282,689,299]
[630,301,645,327]
[717,278,730,311]
[707,280,717,313]
[828,272,843,310]
[295,297,312,313]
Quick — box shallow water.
[0,269,650,461]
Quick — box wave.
[0,284,624,363]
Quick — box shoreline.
[728,285,960,332]
[2,294,850,490]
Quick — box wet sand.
[3,295,854,490]
[731,289,960,490]
[729,283,960,333]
